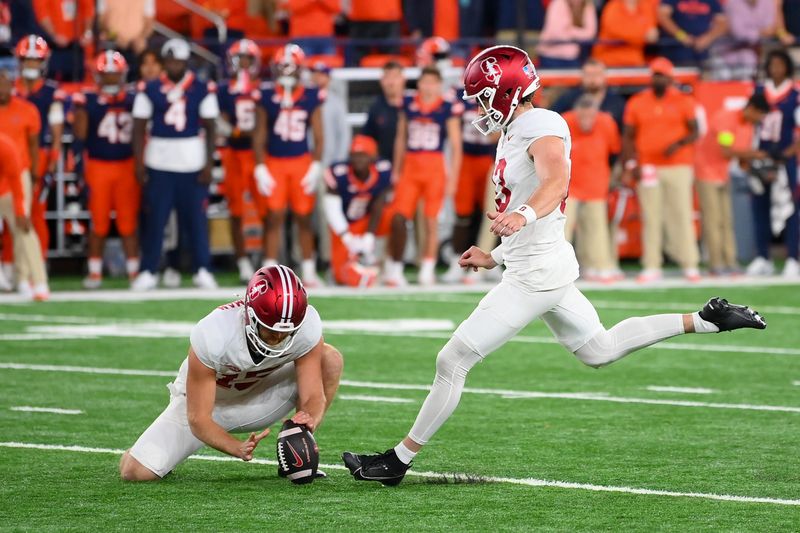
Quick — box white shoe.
[0,267,12,291]
[237,257,255,283]
[17,280,33,300]
[82,274,102,290]
[2,262,14,284]
[383,271,408,288]
[192,268,218,289]
[782,257,800,278]
[33,283,49,301]
[440,260,465,284]
[683,268,702,282]
[745,257,774,276]
[162,267,181,288]
[302,272,324,288]
[131,271,158,292]
[636,268,663,283]
[418,269,436,286]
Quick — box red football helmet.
[227,38,261,76]
[462,45,540,135]
[16,35,50,80]
[272,43,305,79]
[244,265,309,357]
[416,37,451,68]
[95,50,128,93]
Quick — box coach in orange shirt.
[0,69,48,299]
[564,95,621,282]
[695,94,770,275]
[622,57,700,282]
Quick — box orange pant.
[393,152,446,219]
[222,148,267,217]
[265,153,315,215]
[455,153,494,217]
[86,158,140,237]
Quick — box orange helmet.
[272,43,305,79]
[95,50,128,93]
[16,35,50,80]
[416,36,451,68]
[227,38,261,76]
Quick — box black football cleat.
[699,297,766,332]
[342,449,410,486]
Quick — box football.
[276,419,319,484]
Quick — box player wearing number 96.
[71,50,140,290]
[342,45,766,487]
[252,44,325,287]
[130,38,220,292]
[119,265,344,481]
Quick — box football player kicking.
[120,265,343,481]
[342,46,767,486]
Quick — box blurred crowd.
[0,0,799,299]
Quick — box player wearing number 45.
[343,45,767,487]
[253,44,325,287]
[72,51,140,290]
[119,265,343,481]
[130,38,220,292]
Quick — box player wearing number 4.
[131,38,220,291]
[343,46,767,487]
[217,39,264,284]
[253,44,325,287]
[72,51,140,289]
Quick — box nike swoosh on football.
[287,442,304,468]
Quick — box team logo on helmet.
[249,280,268,300]
[480,56,502,86]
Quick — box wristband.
[675,30,688,41]
[513,204,537,226]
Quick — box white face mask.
[101,85,120,95]
[21,67,40,80]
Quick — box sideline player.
[119,265,343,481]
[324,135,391,286]
[72,51,140,289]
[218,39,264,284]
[342,45,767,486]
[385,66,462,286]
[252,44,325,287]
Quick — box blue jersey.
[459,89,496,157]
[217,79,260,151]
[260,83,322,158]
[73,89,135,161]
[327,159,392,223]
[137,73,216,139]
[15,79,65,146]
[755,81,800,154]
[403,91,463,153]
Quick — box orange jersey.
[285,0,340,38]
[33,0,94,41]
[350,0,400,21]
[564,110,621,201]
[0,133,25,216]
[0,96,41,170]
[592,0,657,67]
[695,108,755,184]
[624,86,696,166]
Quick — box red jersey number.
[493,159,511,212]
[216,368,275,391]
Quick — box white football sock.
[691,312,720,333]
[393,442,417,465]
[301,258,316,279]
[88,257,102,276]
[125,257,140,277]
[262,258,278,268]
[420,258,435,277]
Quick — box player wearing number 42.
[342,45,768,487]
[119,265,343,482]
[72,50,140,290]
[130,38,220,292]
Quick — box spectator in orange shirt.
[0,68,48,299]
[282,0,340,56]
[348,0,401,64]
[593,0,658,67]
[563,95,621,282]
[33,0,94,80]
[622,57,700,282]
[694,94,770,275]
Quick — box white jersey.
[173,301,323,400]
[492,108,579,291]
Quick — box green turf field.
[1,284,798,531]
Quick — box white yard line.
[0,441,797,506]
[337,394,415,404]
[0,276,798,304]
[646,386,716,394]
[9,406,83,415]
[793,381,800,386]
[5,363,792,414]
